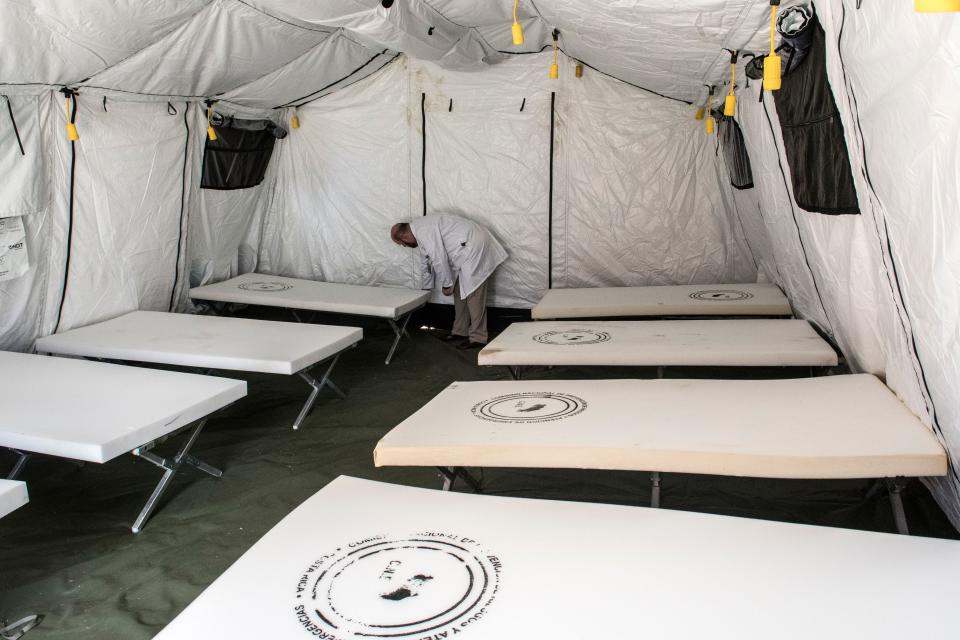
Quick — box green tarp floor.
[1,312,956,639]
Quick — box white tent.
[1,0,958,527]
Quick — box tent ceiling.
[1,0,803,105]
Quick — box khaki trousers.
[452,277,490,344]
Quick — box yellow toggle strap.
[512,0,524,45]
[763,3,782,91]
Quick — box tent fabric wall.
[813,0,960,526]
[257,52,757,309]
[52,99,191,333]
[556,56,756,290]
[0,95,46,218]
[0,95,197,350]
[257,58,417,290]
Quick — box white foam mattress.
[156,475,960,640]
[35,311,362,375]
[0,479,28,520]
[0,351,246,463]
[189,273,430,319]
[479,319,838,367]
[374,376,946,479]
[532,283,791,319]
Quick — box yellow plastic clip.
[512,0,524,45]
[724,53,737,117]
[705,91,715,134]
[291,109,301,129]
[763,2,782,91]
[574,63,583,78]
[695,107,705,121]
[206,105,217,141]
[915,0,960,11]
[550,43,559,79]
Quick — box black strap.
[54,92,79,333]
[169,103,190,312]
[4,97,25,156]
[548,91,556,289]
[421,92,427,216]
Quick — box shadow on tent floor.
[0,308,956,639]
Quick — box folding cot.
[0,479,38,639]
[531,282,792,319]
[155,476,960,639]
[374,376,947,534]
[0,351,246,533]
[189,273,429,364]
[35,310,361,430]
[478,319,838,378]
[0,479,27,519]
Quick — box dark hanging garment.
[201,115,287,190]
[771,16,860,215]
[718,118,754,190]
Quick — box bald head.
[390,222,417,248]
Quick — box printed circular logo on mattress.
[238,281,293,292]
[532,329,611,345]
[293,533,501,639]
[688,289,754,301]
[471,391,587,423]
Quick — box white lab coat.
[409,214,508,298]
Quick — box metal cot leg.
[130,419,221,534]
[293,355,345,430]
[385,313,414,365]
[886,477,910,535]
[650,472,661,508]
[0,614,43,639]
[437,467,481,493]
[6,450,30,480]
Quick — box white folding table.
[35,310,362,430]
[0,351,246,533]
[532,283,792,319]
[155,476,960,640]
[189,273,429,364]
[479,319,838,378]
[374,376,947,534]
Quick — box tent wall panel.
[187,104,276,292]
[419,56,553,308]
[258,52,756,309]
[815,0,960,527]
[726,178,780,285]
[0,95,46,218]
[0,95,55,352]
[257,58,417,289]
[738,85,889,376]
[557,60,756,290]
[736,92,833,333]
[50,99,190,333]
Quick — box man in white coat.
[391,214,507,349]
